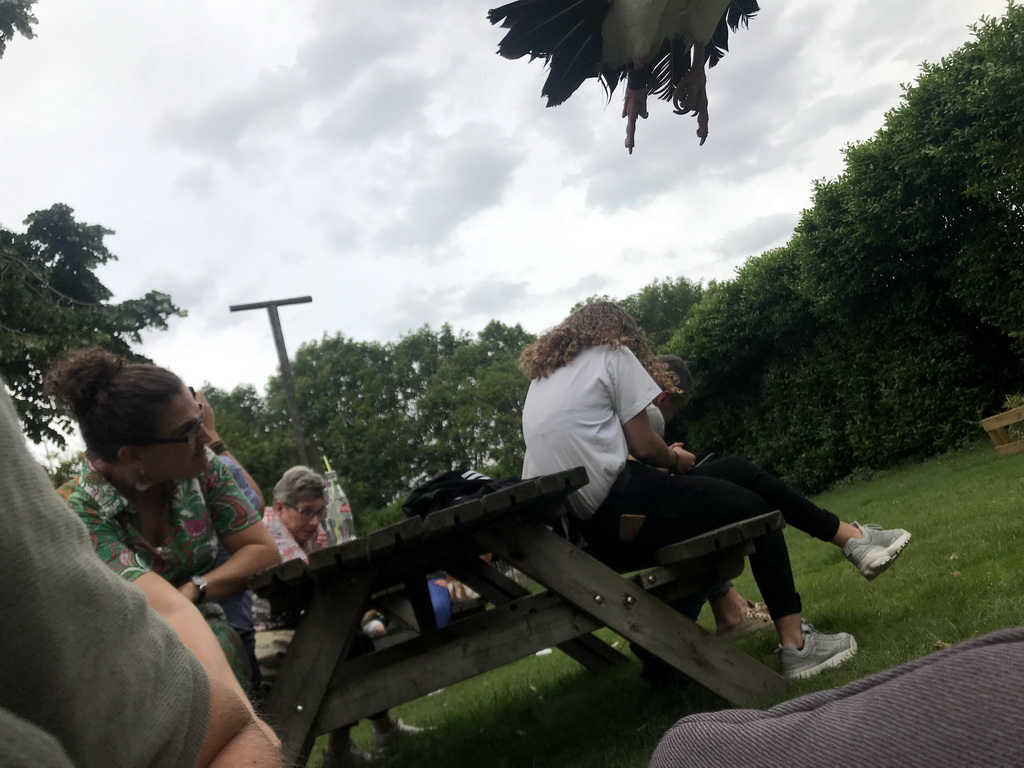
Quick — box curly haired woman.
[520,302,911,679]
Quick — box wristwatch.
[190,575,208,603]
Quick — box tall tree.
[0,0,37,58]
[668,6,1024,492]
[1,204,184,444]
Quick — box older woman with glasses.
[254,466,423,767]
[47,347,281,690]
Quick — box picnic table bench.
[250,468,788,765]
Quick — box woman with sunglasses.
[46,347,281,690]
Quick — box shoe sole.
[783,636,859,680]
[860,531,912,581]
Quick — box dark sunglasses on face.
[148,403,206,446]
[284,502,327,520]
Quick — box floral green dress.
[57,450,260,689]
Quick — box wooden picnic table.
[250,468,788,765]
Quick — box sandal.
[716,601,772,642]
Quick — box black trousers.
[580,457,839,620]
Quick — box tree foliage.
[0,0,37,58]
[206,322,535,522]
[1,204,185,443]
[668,6,1024,491]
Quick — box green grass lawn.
[312,442,1024,768]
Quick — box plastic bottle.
[323,468,356,545]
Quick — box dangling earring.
[135,468,153,492]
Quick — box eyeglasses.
[148,404,206,446]
[284,502,327,520]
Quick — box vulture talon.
[623,86,649,154]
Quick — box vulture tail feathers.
[707,0,759,68]
[488,0,612,104]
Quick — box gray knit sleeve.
[0,384,211,768]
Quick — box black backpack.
[401,469,522,520]
[401,469,584,545]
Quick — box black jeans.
[580,458,838,620]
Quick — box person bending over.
[46,347,281,690]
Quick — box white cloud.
[0,0,1008,396]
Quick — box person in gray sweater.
[650,627,1024,767]
[0,382,282,768]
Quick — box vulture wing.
[488,0,614,106]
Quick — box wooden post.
[229,296,312,466]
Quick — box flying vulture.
[487,0,759,153]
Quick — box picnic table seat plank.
[475,515,789,707]
[636,550,751,607]
[652,511,784,565]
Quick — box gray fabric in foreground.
[0,383,210,768]
[650,627,1024,768]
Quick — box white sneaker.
[374,719,426,749]
[777,622,858,680]
[843,522,912,580]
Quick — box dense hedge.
[666,7,1024,491]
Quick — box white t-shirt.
[522,345,662,519]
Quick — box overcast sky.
[0,0,1008,396]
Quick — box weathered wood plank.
[403,573,442,647]
[652,511,784,565]
[475,517,789,707]
[307,536,370,578]
[980,405,1024,431]
[995,440,1024,455]
[263,566,377,764]
[423,496,487,540]
[365,516,424,562]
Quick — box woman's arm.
[622,409,696,473]
[195,390,266,509]
[180,522,281,604]
[135,573,282,766]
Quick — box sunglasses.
[284,502,328,520]
[148,403,206,446]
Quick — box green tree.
[1,204,184,444]
[666,6,1024,491]
[201,384,294,496]
[573,275,705,351]
[0,0,36,58]
[207,322,535,523]
[620,276,704,350]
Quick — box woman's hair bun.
[44,347,126,422]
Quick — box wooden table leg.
[474,517,790,707]
[264,566,377,765]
